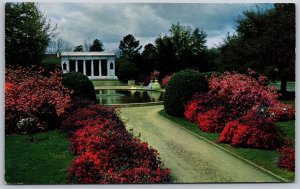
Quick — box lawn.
[159,110,295,181]
[5,130,73,184]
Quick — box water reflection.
[95,89,164,105]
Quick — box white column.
[91,60,94,77]
[99,60,102,77]
[67,60,70,72]
[75,60,78,72]
[83,60,86,75]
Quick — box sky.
[38,3,273,52]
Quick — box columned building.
[60,52,117,80]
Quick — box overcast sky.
[39,3,273,52]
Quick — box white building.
[60,52,117,80]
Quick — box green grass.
[269,81,295,92]
[5,130,73,184]
[159,110,295,182]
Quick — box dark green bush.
[164,69,209,117]
[62,72,96,102]
[117,62,139,82]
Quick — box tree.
[5,2,56,66]
[141,43,158,74]
[119,34,142,58]
[73,45,84,52]
[219,4,295,93]
[89,39,104,52]
[47,37,73,54]
[153,23,208,76]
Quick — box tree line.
[5,3,295,93]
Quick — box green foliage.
[119,34,142,58]
[5,2,54,66]
[62,72,96,101]
[89,39,104,52]
[219,4,295,93]
[116,62,139,82]
[5,131,73,184]
[41,55,61,76]
[154,23,209,76]
[164,69,209,117]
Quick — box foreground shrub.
[62,72,96,102]
[164,69,209,117]
[67,105,171,184]
[5,66,71,134]
[218,109,285,149]
[277,146,295,172]
[117,62,139,82]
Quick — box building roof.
[61,52,115,57]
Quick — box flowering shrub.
[184,92,224,122]
[218,109,285,149]
[277,146,295,172]
[266,102,295,122]
[161,73,175,88]
[60,104,122,137]
[208,72,279,118]
[196,107,227,133]
[67,106,171,184]
[5,66,71,134]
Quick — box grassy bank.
[159,110,295,181]
[5,130,73,184]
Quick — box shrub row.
[62,103,171,184]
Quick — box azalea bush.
[196,107,227,133]
[67,105,171,184]
[218,108,285,149]
[277,146,295,172]
[60,104,121,137]
[183,70,294,149]
[208,71,280,118]
[5,65,71,134]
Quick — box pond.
[95,89,164,105]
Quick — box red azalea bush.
[266,102,295,122]
[208,72,279,118]
[218,109,285,149]
[161,73,175,88]
[60,104,122,137]
[277,146,295,172]
[5,66,71,134]
[184,92,225,122]
[67,106,171,184]
[196,107,227,133]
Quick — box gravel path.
[120,105,281,183]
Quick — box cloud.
[39,3,273,50]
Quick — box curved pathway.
[120,105,281,183]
